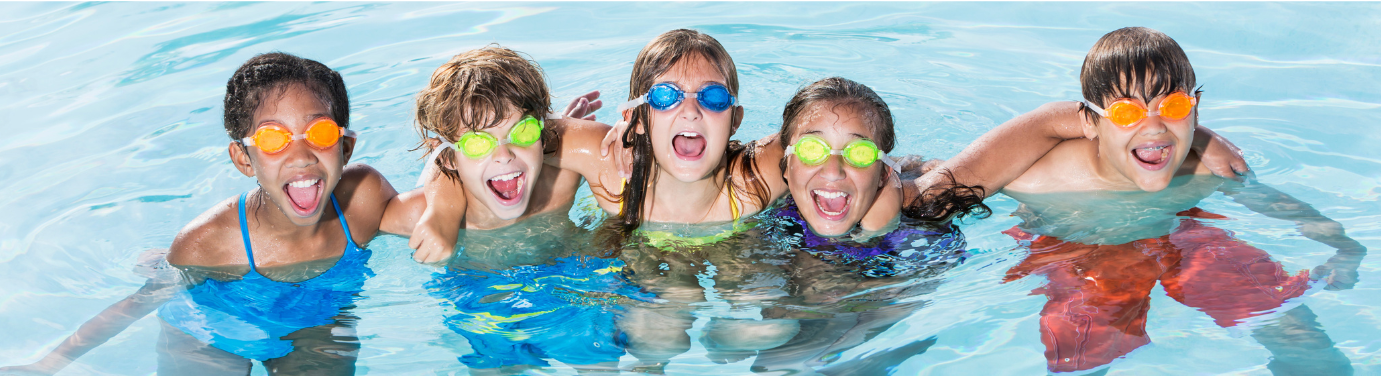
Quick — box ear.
[340,134,356,164]
[1080,113,1099,140]
[729,105,744,136]
[228,142,256,177]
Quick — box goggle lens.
[1159,92,1195,120]
[645,83,735,112]
[455,115,544,159]
[1098,92,1197,128]
[790,136,883,168]
[247,119,345,154]
[794,136,831,165]
[304,119,342,148]
[843,140,881,168]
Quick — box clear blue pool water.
[2,2,1379,375]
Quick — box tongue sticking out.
[1134,146,1169,165]
[285,181,320,213]
[673,134,706,158]
[488,173,522,201]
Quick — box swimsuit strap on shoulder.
[237,192,257,272]
[329,193,358,251]
[726,182,740,221]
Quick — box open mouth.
[672,131,706,161]
[1131,144,1173,171]
[487,171,525,206]
[283,177,323,216]
[811,189,850,221]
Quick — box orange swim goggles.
[1085,91,1198,128]
[240,118,356,154]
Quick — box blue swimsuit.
[428,255,653,368]
[766,196,968,278]
[158,192,374,361]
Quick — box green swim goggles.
[785,135,899,170]
[453,115,544,159]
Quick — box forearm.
[26,281,172,372]
[916,101,1081,197]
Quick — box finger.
[579,90,600,103]
[566,97,589,118]
[1231,160,1249,175]
[582,114,596,121]
[585,99,604,113]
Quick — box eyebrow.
[800,130,872,140]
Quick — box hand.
[599,118,634,179]
[407,205,458,264]
[562,90,603,121]
[1194,126,1250,180]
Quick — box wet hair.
[778,77,990,223]
[414,45,554,182]
[777,77,895,173]
[1079,27,1199,124]
[224,52,349,142]
[607,29,769,233]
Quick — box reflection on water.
[403,199,972,375]
[999,175,1362,374]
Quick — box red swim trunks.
[1003,208,1312,373]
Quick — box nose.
[679,98,703,122]
[819,155,846,181]
[1137,116,1167,137]
[491,142,515,164]
[279,139,319,168]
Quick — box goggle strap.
[616,95,647,113]
[418,135,458,187]
[878,153,900,173]
[1083,101,1108,117]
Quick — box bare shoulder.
[550,118,612,148]
[1004,138,1098,194]
[166,196,247,268]
[335,163,397,246]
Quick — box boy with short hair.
[969,27,1364,374]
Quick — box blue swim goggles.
[616,82,737,113]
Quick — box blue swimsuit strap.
[237,192,356,275]
[329,193,357,251]
[237,192,257,273]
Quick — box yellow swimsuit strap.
[726,180,740,221]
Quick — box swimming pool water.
[2,2,1379,375]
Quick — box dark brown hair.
[778,77,990,222]
[1079,27,1199,123]
[415,45,554,181]
[609,29,769,233]
[224,52,349,141]
[777,77,896,173]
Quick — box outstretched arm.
[1221,180,1366,290]
[911,101,1250,200]
[1,250,183,375]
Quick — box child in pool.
[406,45,651,374]
[963,27,1365,374]
[1,53,427,375]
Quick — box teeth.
[1140,145,1166,151]
[288,179,318,188]
[490,172,521,181]
[821,208,844,216]
[677,132,700,138]
[813,189,848,199]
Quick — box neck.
[247,188,335,242]
[1088,143,1142,191]
[644,162,728,223]
[462,189,525,230]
